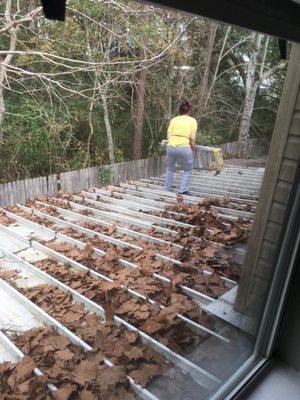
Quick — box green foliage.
[99,167,112,185]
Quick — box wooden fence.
[0,175,58,208]
[0,156,166,207]
[59,156,166,194]
[220,138,269,158]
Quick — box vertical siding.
[236,44,300,325]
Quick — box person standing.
[164,101,197,195]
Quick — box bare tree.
[238,33,287,157]
[101,84,115,164]
[132,61,148,160]
[198,20,218,121]
[0,0,175,160]
[82,10,116,165]
[0,1,41,141]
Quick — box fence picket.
[48,174,57,196]
[19,180,26,204]
[0,184,4,206]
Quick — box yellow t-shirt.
[167,115,197,147]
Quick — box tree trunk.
[167,84,172,120]
[84,95,96,168]
[132,66,148,160]
[238,85,258,158]
[0,84,5,142]
[198,21,218,121]
[167,56,174,120]
[0,2,41,142]
[28,0,38,33]
[0,0,22,142]
[238,32,263,158]
[83,14,115,165]
[101,89,115,164]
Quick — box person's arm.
[189,131,196,151]
[189,118,197,151]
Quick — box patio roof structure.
[0,163,264,399]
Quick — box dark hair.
[179,101,191,115]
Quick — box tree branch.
[227,53,246,86]
[258,36,270,80]
[260,60,288,83]
[0,7,42,34]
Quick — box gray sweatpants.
[164,146,193,193]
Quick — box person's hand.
[189,140,196,151]
[161,139,168,147]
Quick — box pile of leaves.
[45,240,204,306]
[7,205,60,227]
[30,190,252,248]
[0,356,51,400]
[11,326,135,400]
[52,216,179,258]
[114,296,211,353]
[79,220,180,258]
[0,269,21,282]
[0,275,213,400]
[75,221,241,284]
[21,284,97,332]
[35,258,132,314]
[83,322,166,387]
[47,235,230,299]
[18,283,169,387]
[127,180,253,211]
[147,198,252,245]
[31,196,242,281]
[7,201,243,281]
[34,259,208,355]
[5,199,240,295]
[0,268,202,394]
[0,210,16,226]
[5,199,235,297]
